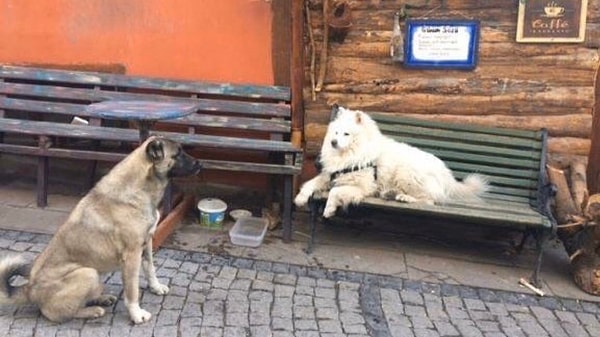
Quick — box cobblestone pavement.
[0,229,599,337]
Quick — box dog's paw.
[89,294,117,307]
[130,307,152,324]
[149,282,170,295]
[294,193,309,207]
[323,204,337,218]
[395,194,418,203]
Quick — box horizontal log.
[547,154,588,170]
[310,0,600,19]
[318,77,595,99]
[308,91,592,116]
[548,137,591,156]
[328,40,599,61]
[324,56,598,84]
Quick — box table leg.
[137,120,152,141]
[162,184,173,216]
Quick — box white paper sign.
[410,25,473,62]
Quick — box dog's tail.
[0,255,31,306]
[447,174,489,201]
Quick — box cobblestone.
[0,229,598,337]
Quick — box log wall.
[303,0,600,159]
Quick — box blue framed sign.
[404,19,480,70]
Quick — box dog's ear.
[330,104,340,121]
[145,138,165,163]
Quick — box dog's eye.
[343,132,349,136]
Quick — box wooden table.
[85,100,199,140]
[85,100,200,215]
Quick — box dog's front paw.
[395,193,418,203]
[323,204,337,218]
[150,282,170,295]
[129,307,152,324]
[294,193,310,207]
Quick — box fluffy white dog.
[295,105,488,217]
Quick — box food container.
[229,209,252,221]
[229,216,269,247]
[197,198,227,229]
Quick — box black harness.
[330,162,378,182]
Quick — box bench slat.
[0,118,301,153]
[379,124,543,150]
[418,148,541,170]
[446,162,539,179]
[0,65,291,101]
[0,83,291,118]
[0,144,301,175]
[360,197,550,229]
[389,136,543,160]
[372,113,545,140]
[0,97,291,133]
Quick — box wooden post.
[291,0,305,147]
[586,61,600,194]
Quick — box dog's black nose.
[331,140,338,148]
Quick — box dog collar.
[330,162,378,182]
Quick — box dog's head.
[145,137,202,178]
[323,106,380,154]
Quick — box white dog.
[295,105,488,217]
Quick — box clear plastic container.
[229,216,268,247]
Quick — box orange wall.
[0,0,274,84]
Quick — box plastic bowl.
[229,209,252,221]
[197,198,227,229]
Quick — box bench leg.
[530,229,551,288]
[85,160,98,191]
[282,175,293,243]
[307,199,319,254]
[37,157,49,208]
[84,139,100,190]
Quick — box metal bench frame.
[307,112,557,286]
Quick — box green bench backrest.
[370,113,547,208]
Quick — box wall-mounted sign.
[516,0,588,43]
[404,20,480,70]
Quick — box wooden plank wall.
[303,0,600,162]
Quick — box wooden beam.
[152,193,193,251]
[291,0,305,147]
[587,61,600,194]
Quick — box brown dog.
[0,136,201,324]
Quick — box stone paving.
[1,229,599,337]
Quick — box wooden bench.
[0,65,302,242]
[307,112,557,285]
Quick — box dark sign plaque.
[516,0,588,42]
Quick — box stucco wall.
[0,0,273,84]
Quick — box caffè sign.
[516,0,588,42]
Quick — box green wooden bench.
[0,65,302,241]
[307,112,557,286]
